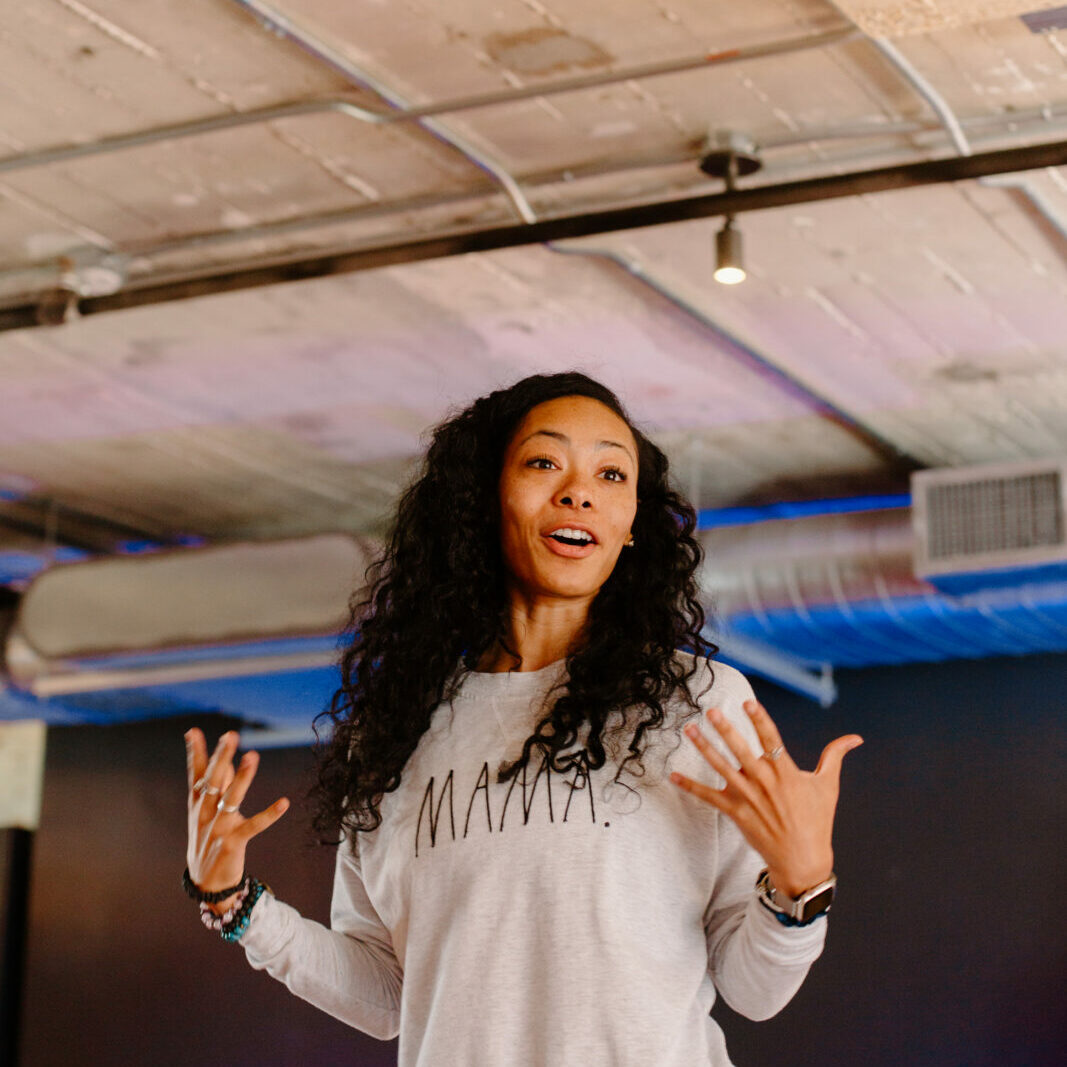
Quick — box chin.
[534,565,610,600]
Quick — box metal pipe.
[979,172,1067,247]
[865,37,972,156]
[375,25,860,122]
[825,1,972,156]
[225,0,539,222]
[0,25,859,179]
[0,99,383,176]
[2,136,1056,328]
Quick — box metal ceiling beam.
[3,137,1067,330]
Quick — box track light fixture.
[699,130,762,287]
[714,217,745,285]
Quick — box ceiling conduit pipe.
[977,172,1067,254]
[826,1,973,156]
[0,25,859,181]
[226,0,538,223]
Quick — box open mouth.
[546,527,597,548]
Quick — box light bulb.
[713,265,746,285]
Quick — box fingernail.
[744,701,757,714]
[707,707,723,724]
[684,723,698,739]
[669,772,682,784]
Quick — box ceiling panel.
[2,0,1067,564]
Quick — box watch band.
[755,868,836,926]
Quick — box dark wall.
[15,652,1067,1066]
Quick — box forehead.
[508,395,636,452]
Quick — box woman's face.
[498,395,638,603]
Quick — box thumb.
[814,734,864,783]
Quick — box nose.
[557,475,594,510]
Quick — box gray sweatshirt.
[239,655,826,1065]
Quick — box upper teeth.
[551,528,593,542]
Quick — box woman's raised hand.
[671,698,862,898]
[185,728,290,911]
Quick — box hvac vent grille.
[926,471,1063,560]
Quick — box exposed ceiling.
[3,0,1067,724]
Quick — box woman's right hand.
[185,728,290,913]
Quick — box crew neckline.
[465,657,565,680]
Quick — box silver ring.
[192,777,208,793]
[201,784,221,796]
[763,745,785,762]
[217,800,240,814]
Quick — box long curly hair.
[312,372,716,842]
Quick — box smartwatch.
[755,867,836,926]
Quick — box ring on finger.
[201,784,222,796]
[763,745,785,762]
[217,800,240,814]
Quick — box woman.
[183,372,861,1066]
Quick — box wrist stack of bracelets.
[182,867,269,943]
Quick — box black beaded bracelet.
[182,866,246,904]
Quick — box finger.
[742,699,793,767]
[185,728,207,792]
[814,734,864,784]
[669,772,736,815]
[195,732,240,822]
[684,722,766,810]
[217,751,260,814]
[233,797,290,844]
[204,731,240,791]
[705,708,767,780]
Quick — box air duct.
[4,534,372,696]
[704,459,1067,668]
[4,462,1067,721]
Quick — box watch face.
[800,884,835,922]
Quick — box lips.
[543,523,598,545]
[542,523,598,558]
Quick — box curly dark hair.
[312,372,716,842]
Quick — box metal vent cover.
[912,459,1067,578]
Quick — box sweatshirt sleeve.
[239,836,403,1039]
[700,664,827,1021]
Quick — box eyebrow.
[519,429,636,463]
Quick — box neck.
[477,587,593,672]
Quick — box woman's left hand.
[670,699,863,898]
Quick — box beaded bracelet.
[199,878,252,932]
[182,866,246,905]
[220,878,267,943]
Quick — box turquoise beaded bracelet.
[220,878,267,943]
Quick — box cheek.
[498,486,541,562]
[609,494,638,540]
